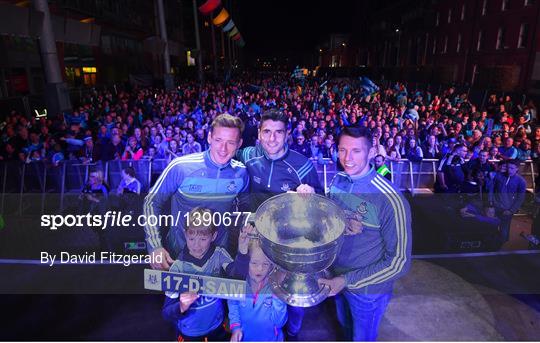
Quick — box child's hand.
[150,247,174,270]
[231,329,243,342]
[238,223,255,255]
[179,292,199,313]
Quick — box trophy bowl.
[254,193,346,307]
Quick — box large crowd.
[1,73,539,342]
[1,73,539,168]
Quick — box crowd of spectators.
[0,73,539,171]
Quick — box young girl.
[228,238,288,342]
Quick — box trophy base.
[268,268,331,307]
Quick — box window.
[82,67,97,73]
[525,0,535,6]
[457,34,462,52]
[502,0,509,10]
[482,0,488,15]
[436,12,439,26]
[448,8,452,23]
[83,73,96,86]
[461,4,466,20]
[518,23,529,48]
[443,36,448,53]
[331,55,341,67]
[496,27,506,49]
[477,30,483,51]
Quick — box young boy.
[162,207,252,341]
[228,236,288,342]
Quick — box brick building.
[319,0,540,93]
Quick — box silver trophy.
[254,193,346,307]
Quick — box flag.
[199,0,221,15]
[359,76,379,97]
[212,8,229,26]
[231,32,242,41]
[223,20,235,32]
[228,26,239,38]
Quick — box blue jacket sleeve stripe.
[348,176,408,289]
[297,161,314,180]
[241,147,253,163]
[296,160,312,177]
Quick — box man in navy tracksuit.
[319,127,412,341]
[144,114,249,270]
[236,109,323,340]
[490,159,526,243]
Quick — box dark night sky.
[236,1,357,58]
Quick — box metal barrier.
[0,158,537,214]
[386,159,538,196]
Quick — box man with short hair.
[318,126,412,341]
[374,154,391,181]
[499,137,518,160]
[436,144,468,193]
[464,150,495,194]
[490,159,526,243]
[236,109,323,340]
[237,109,323,210]
[144,113,249,270]
[290,134,311,158]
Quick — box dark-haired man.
[490,159,526,243]
[318,126,412,341]
[237,109,323,209]
[236,109,323,340]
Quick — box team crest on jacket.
[287,167,293,174]
[356,202,368,220]
[227,181,237,193]
[281,183,290,192]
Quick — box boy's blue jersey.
[237,144,323,211]
[143,150,249,256]
[228,279,288,341]
[328,167,412,295]
[162,244,249,337]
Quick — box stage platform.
[0,251,538,340]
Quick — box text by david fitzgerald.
[40,252,162,267]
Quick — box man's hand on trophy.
[150,247,174,270]
[179,292,199,313]
[295,184,315,194]
[317,276,346,296]
[344,210,363,235]
[238,223,256,255]
[230,329,243,342]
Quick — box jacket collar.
[258,143,290,162]
[181,243,217,267]
[204,149,231,169]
